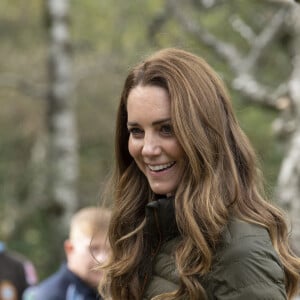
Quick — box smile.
[148,162,176,172]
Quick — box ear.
[64,239,74,256]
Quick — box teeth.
[148,162,175,171]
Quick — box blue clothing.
[22,264,101,300]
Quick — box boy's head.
[64,206,111,288]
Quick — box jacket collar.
[145,196,179,244]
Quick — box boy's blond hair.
[69,206,111,241]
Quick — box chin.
[151,187,174,196]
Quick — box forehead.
[127,85,170,119]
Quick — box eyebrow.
[127,118,171,127]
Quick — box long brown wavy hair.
[100,48,300,299]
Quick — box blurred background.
[1,0,299,279]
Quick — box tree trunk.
[46,0,79,233]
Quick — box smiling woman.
[99,48,300,300]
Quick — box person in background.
[0,240,37,300]
[100,48,300,299]
[23,206,110,300]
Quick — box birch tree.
[46,0,79,232]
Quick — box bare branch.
[229,15,256,45]
[240,8,288,73]
[168,0,243,72]
[232,74,289,110]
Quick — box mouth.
[147,161,176,172]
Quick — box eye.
[128,127,144,137]
[160,124,173,136]
[90,245,100,253]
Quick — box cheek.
[128,137,139,159]
[128,138,144,172]
[171,140,185,159]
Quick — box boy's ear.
[64,239,73,255]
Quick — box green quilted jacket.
[142,197,287,300]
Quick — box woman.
[101,48,300,299]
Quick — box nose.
[141,133,161,157]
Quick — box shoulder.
[22,266,69,300]
[220,218,277,259]
[23,276,61,300]
[207,218,287,299]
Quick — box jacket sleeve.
[207,233,287,300]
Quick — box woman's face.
[127,85,185,196]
